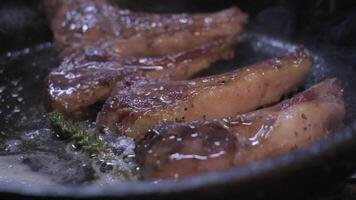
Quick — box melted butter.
[0,156,55,186]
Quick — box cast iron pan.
[0,0,355,199]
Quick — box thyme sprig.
[47,111,137,180]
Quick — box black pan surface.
[0,0,355,199]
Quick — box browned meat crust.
[96,49,311,141]
[46,38,236,117]
[45,0,248,117]
[137,79,345,180]
[48,0,247,54]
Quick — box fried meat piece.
[45,0,248,117]
[137,78,345,179]
[97,49,311,140]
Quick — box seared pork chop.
[46,38,235,117]
[97,49,311,140]
[45,0,248,117]
[137,78,345,179]
[47,0,248,55]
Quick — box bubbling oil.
[0,43,138,186]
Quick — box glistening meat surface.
[97,49,311,141]
[48,0,247,55]
[45,0,248,117]
[46,39,236,117]
[137,79,345,180]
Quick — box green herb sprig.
[47,111,106,155]
[47,111,137,180]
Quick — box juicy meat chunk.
[45,0,248,117]
[137,78,345,180]
[138,122,238,180]
[96,49,311,140]
[46,39,235,116]
[48,0,248,56]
